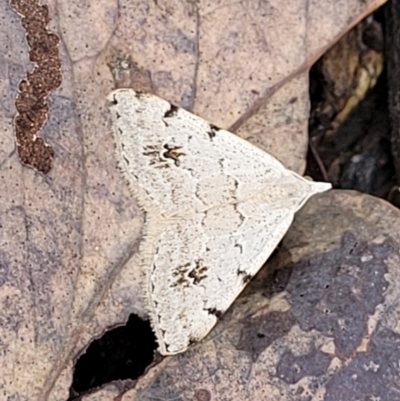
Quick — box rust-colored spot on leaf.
[10,0,62,174]
[195,389,211,401]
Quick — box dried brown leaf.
[0,0,388,400]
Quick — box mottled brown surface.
[239,231,390,361]
[117,191,400,401]
[10,0,62,174]
[0,0,389,400]
[102,0,387,173]
[238,311,296,361]
[276,346,332,385]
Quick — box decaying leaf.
[0,0,388,400]
[105,191,400,401]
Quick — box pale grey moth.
[108,88,331,355]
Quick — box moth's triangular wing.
[108,89,329,217]
[108,88,330,355]
[144,200,298,355]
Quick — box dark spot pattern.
[164,104,179,118]
[206,308,223,318]
[188,260,208,284]
[207,124,220,139]
[162,144,185,167]
[237,269,252,284]
[172,260,209,287]
[142,144,185,168]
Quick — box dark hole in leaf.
[69,314,157,399]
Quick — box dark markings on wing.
[207,123,221,140]
[188,260,208,284]
[134,90,146,99]
[232,204,245,224]
[188,336,199,347]
[234,243,243,253]
[173,263,191,275]
[162,144,185,167]
[172,260,209,287]
[164,104,179,118]
[142,144,185,168]
[206,307,223,318]
[237,269,252,284]
[143,145,168,168]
